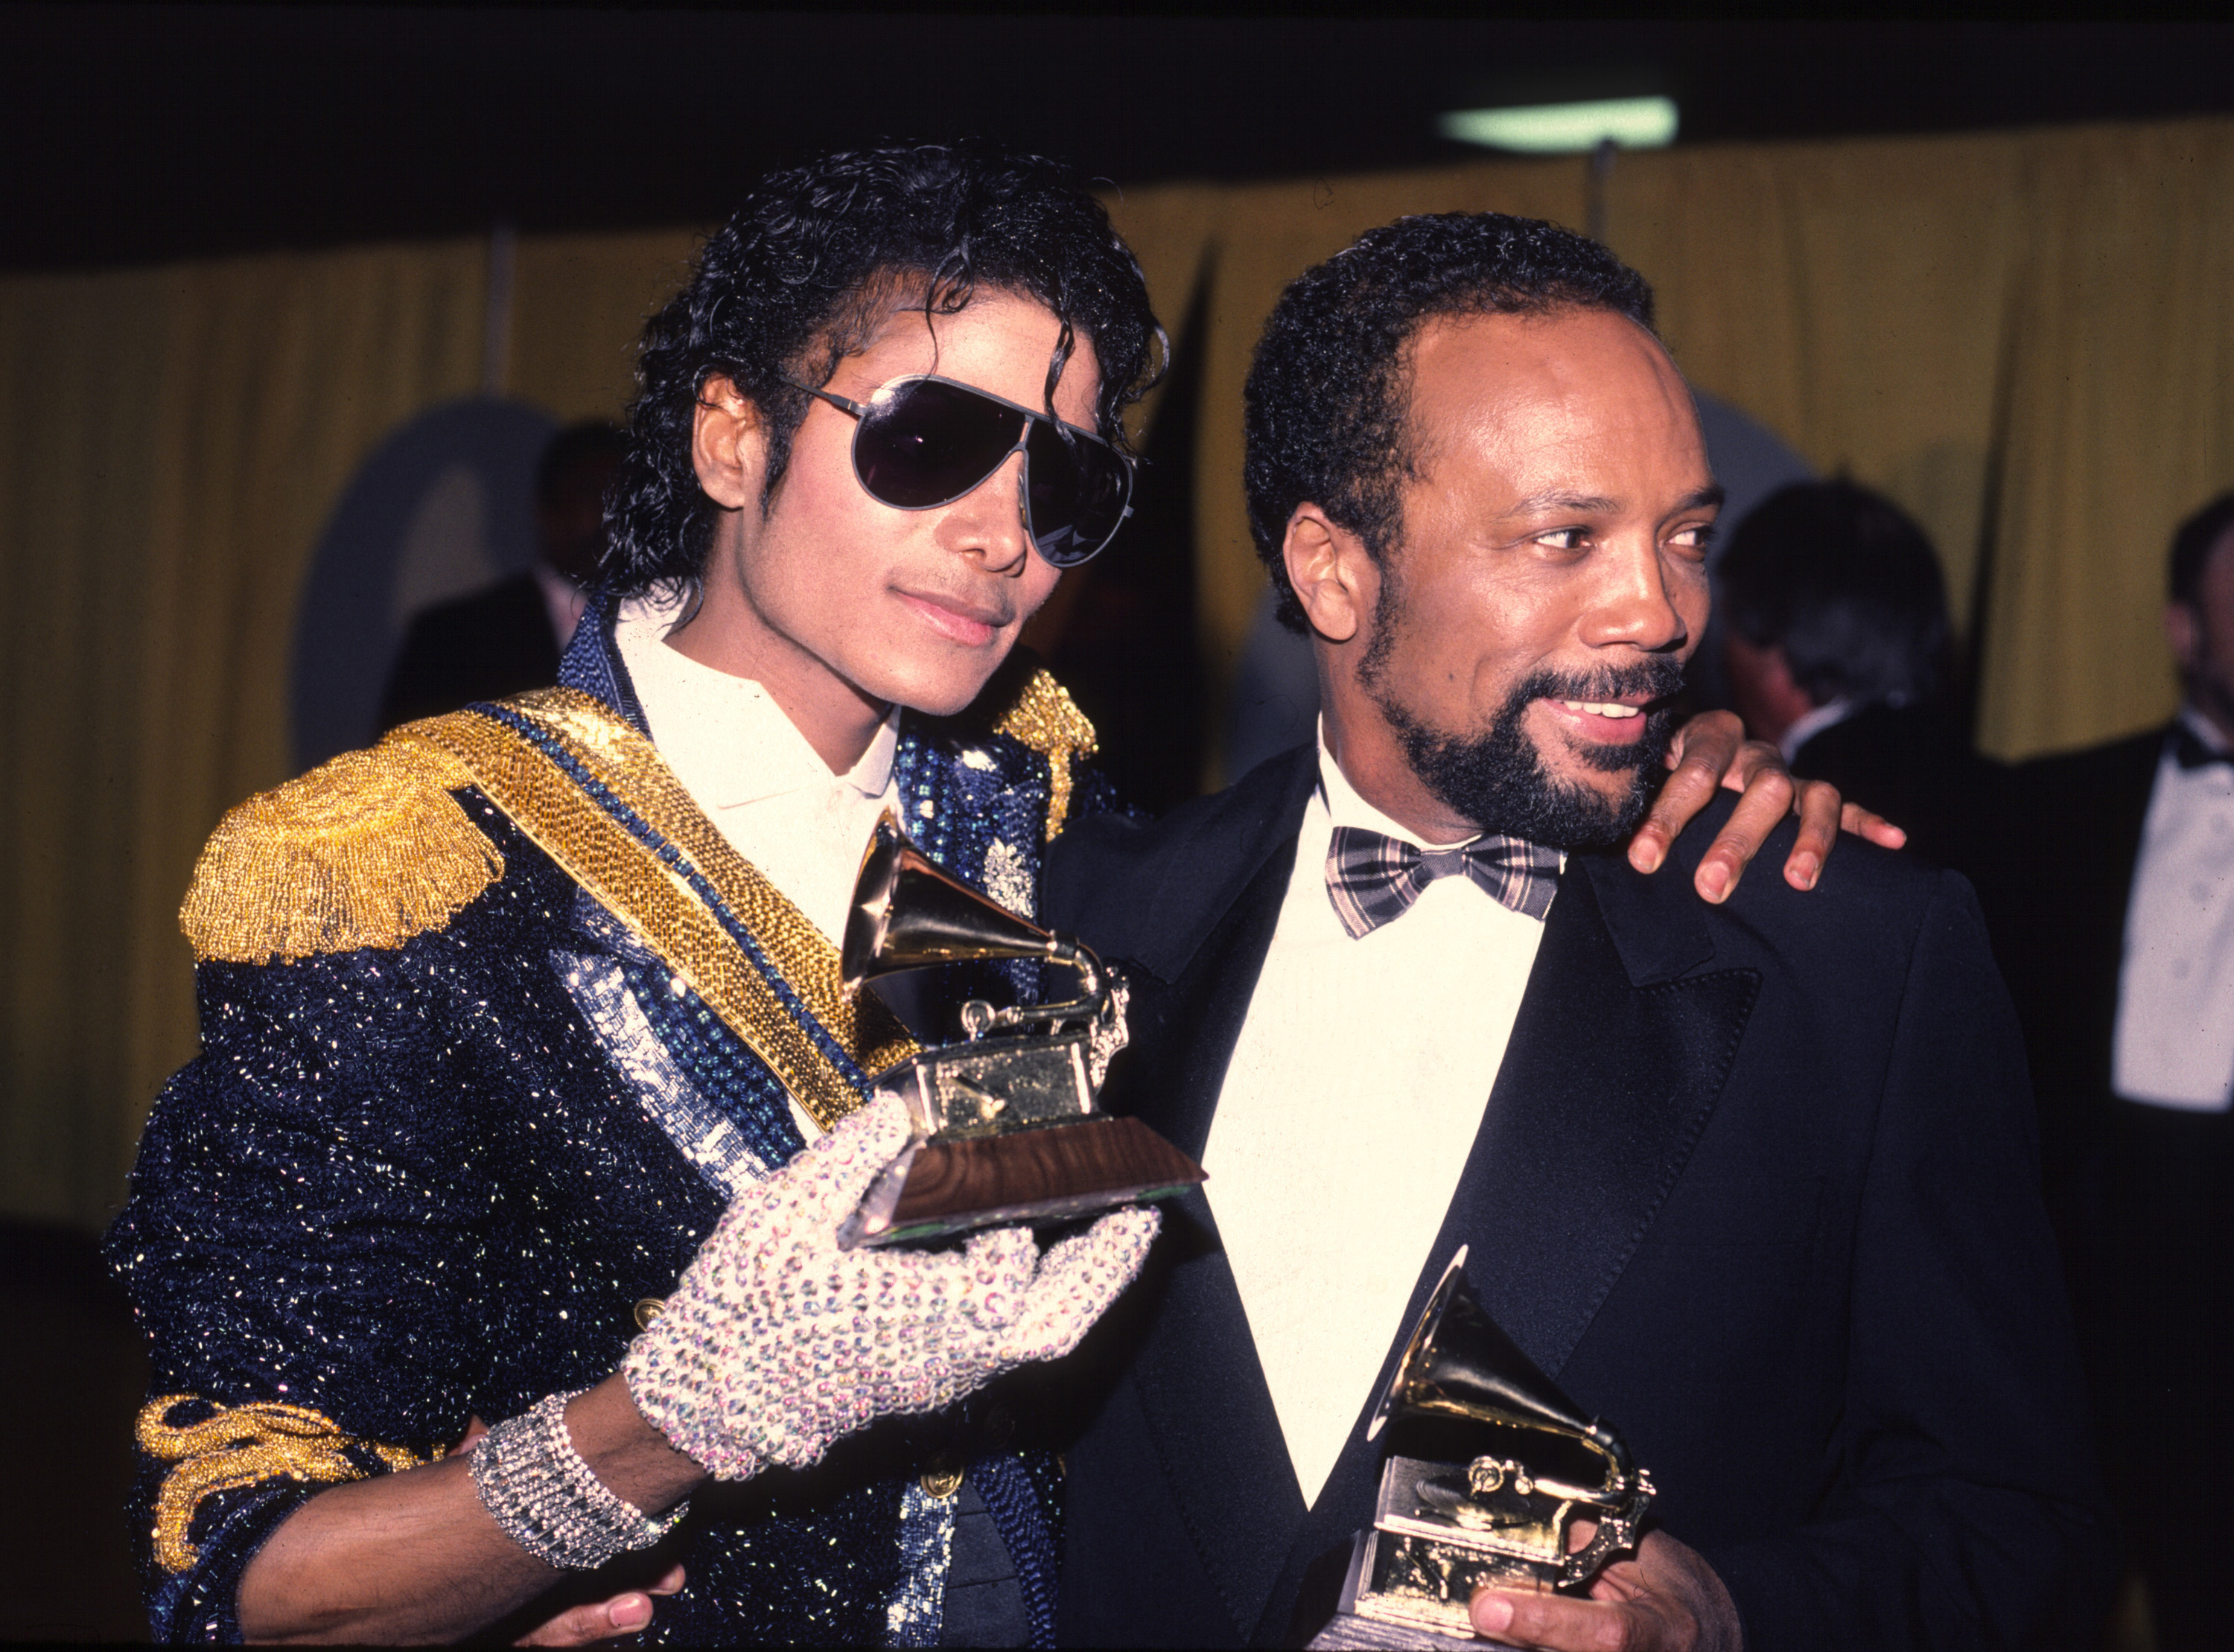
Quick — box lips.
[895,588,1012,647]
[1538,693,1658,744]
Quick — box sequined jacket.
[108,602,1113,1645]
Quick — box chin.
[856,651,1009,720]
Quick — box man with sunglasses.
[109,147,1862,1648]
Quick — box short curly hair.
[1243,212,1658,630]
[606,141,1165,593]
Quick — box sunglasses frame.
[788,373,1135,567]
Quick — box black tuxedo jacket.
[1043,745,2113,1651]
[2001,729,2166,1199]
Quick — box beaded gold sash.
[413,689,918,1133]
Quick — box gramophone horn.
[842,811,1069,988]
[1368,1249,1597,1444]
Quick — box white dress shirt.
[1200,727,1553,1506]
[2113,708,2234,1111]
[614,594,900,1135]
[1778,697,1853,765]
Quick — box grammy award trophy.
[834,811,1206,1248]
[1312,1249,1657,1648]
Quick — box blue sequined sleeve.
[109,937,501,1642]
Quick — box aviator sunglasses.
[789,374,1134,567]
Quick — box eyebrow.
[1499,482,1725,520]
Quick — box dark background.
[6,8,2234,271]
[6,8,2228,1642]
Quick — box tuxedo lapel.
[1454,855,1759,1380]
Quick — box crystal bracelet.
[470,1389,689,1570]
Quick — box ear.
[692,374,766,511]
[2167,600,2203,673]
[1283,504,1380,645]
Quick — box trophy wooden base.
[841,1114,1205,1248]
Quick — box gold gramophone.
[833,812,1206,1248]
[1323,1249,1655,1645]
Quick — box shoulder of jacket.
[179,720,505,966]
[959,657,1100,842]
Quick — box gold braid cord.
[179,735,502,965]
[990,668,1098,843]
[137,1395,426,1574]
[418,692,918,1132]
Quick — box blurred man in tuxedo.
[378,421,623,730]
[1046,214,2110,1651]
[2004,490,2234,1652]
[1719,479,2011,912]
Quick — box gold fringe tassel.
[991,669,1100,842]
[179,732,503,965]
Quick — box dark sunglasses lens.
[853,379,1023,508]
[1024,421,1132,566]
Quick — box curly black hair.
[606,141,1165,593]
[1243,212,1657,631]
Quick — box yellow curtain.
[0,240,489,1232]
[5,117,2232,1230]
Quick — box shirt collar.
[614,593,899,811]
[1778,697,1853,765]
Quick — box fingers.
[1471,1586,1646,1651]
[1689,756,1794,904]
[958,1225,1042,1314]
[1779,777,1842,892]
[1629,712,1743,876]
[512,1591,657,1646]
[1842,799,1906,849]
[775,1093,915,1228]
[1011,1206,1162,1359]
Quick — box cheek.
[1017,558,1063,622]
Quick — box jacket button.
[633,1298,667,1330]
[920,1449,965,1499]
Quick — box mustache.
[1512,657,1687,709]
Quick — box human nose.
[938,448,1032,576]
[1578,535,1692,654]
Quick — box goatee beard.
[1370,661,1685,852]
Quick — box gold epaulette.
[990,667,1099,842]
[179,726,503,966]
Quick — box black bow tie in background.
[1324,825,1560,940]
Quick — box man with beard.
[1046,214,2110,1651]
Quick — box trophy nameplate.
[1312,1250,1655,1646]
[835,812,1206,1248]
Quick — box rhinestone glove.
[622,1094,1161,1479]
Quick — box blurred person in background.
[2002,491,2234,1652]
[378,420,626,730]
[1717,479,2011,905]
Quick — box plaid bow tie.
[1325,825,1561,940]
